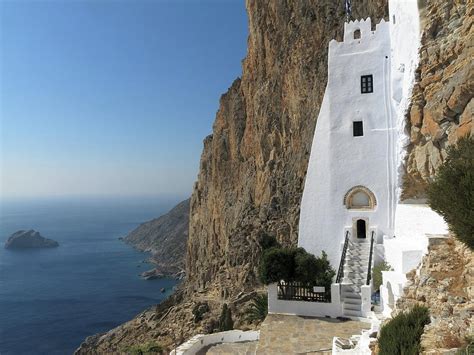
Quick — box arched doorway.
[356,219,367,239]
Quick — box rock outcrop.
[4,230,59,249]
[394,237,473,353]
[402,0,473,199]
[125,199,189,277]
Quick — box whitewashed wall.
[389,0,421,201]
[170,330,260,355]
[268,283,344,318]
[298,19,394,268]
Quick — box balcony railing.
[277,281,331,303]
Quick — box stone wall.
[395,237,473,353]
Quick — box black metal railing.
[336,231,350,283]
[277,281,331,303]
[366,231,375,285]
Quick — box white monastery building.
[268,0,448,322]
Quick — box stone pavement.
[204,314,369,354]
[255,314,370,354]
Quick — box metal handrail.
[366,231,375,285]
[336,231,350,283]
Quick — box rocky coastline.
[123,198,189,279]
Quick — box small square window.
[353,121,364,137]
[361,75,373,94]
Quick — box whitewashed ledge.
[170,330,260,355]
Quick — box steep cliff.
[402,0,473,199]
[186,0,388,298]
[125,198,190,277]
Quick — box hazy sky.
[0,0,248,199]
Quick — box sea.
[0,196,182,355]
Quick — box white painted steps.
[340,240,372,318]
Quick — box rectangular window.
[361,75,373,93]
[353,121,364,136]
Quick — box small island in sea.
[4,230,59,249]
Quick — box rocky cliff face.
[125,198,189,277]
[402,0,473,199]
[187,0,388,298]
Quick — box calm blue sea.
[0,196,181,355]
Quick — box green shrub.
[259,246,335,289]
[218,303,233,331]
[428,135,474,250]
[378,305,430,355]
[373,261,392,291]
[259,247,295,284]
[125,342,163,355]
[312,251,336,290]
[245,293,268,323]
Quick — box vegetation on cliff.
[428,135,474,249]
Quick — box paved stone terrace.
[256,314,369,354]
[205,314,369,354]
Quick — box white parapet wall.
[380,203,449,315]
[268,283,344,318]
[170,330,260,355]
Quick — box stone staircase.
[340,240,371,318]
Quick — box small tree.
[259,247,295,284]
[313,251,336,290]
[259,246,335,289]
[294,248,320,284]
[428,135,474,250]
[218,303,233,331]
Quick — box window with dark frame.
[353,121,364,137]
[361,75,373,93]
